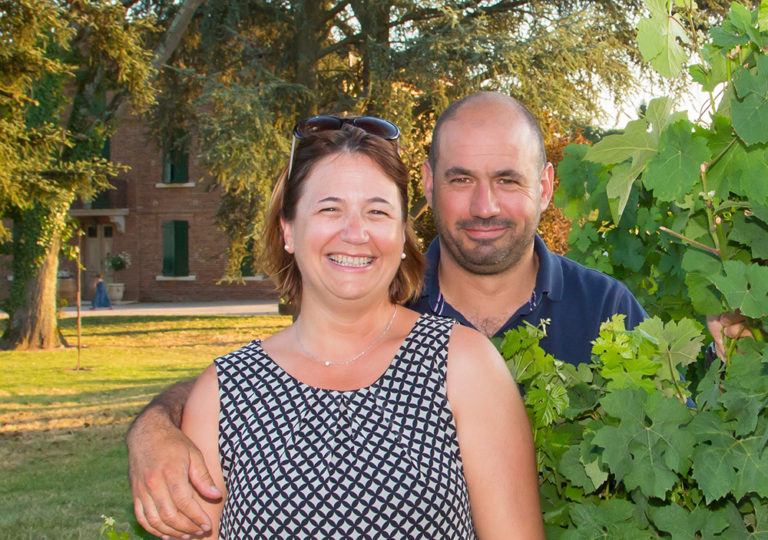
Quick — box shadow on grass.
[62,325,265,337]
[0,378,194,407]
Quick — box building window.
[162,220,189,276]
[162,131,189,184]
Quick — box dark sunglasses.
[287,115,400,179]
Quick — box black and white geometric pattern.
[214,314,476,539]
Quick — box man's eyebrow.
[494,169,525,179]
[442,166,473,178]
[442,166,524,179]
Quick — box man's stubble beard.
[433,207,540,276]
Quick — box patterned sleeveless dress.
[214,314,476,539]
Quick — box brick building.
[53,114,279,304]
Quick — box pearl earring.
[401,252,406,260]
[284,244,290,252]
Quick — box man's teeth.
[329,255,373,267]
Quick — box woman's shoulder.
[446,325,513,394]
[449,324,500,359]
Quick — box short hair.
[428,91,547,172]
[263,124,424,306]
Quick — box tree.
[0,0,203,349]
[146,0,670,277]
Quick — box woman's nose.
[340,212,369,243]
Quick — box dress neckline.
[252,313,430,394]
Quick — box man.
[128,92,646,538]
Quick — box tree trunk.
[3,234,62,350]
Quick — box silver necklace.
[296,305,398,367]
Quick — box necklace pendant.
[324,361,331,367]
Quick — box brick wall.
[0,111,280,305]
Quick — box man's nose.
[469,183,500,218]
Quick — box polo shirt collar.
[420,234,564,311]
[533,234,563,302]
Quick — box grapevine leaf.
[691,412,768,502]
[585,119,656,165]
[752,205,768,225]
[681,248,721,274]
[729,2,756,33]
[593,389,695,499]
[710,26,750,49]
[559,433,608,493]
[636,316,704,373]
[732,94,768,145]
[637,0,690,78]
[730,212,768,260]
[592,317,659,392]
[695,359,725,411]
[683,213,712,245]
[752,495,768,538]
[609,233,646,272]
[706,137,748,200]
[564,382,599,419]
[740,144,768,203]
[642,120,710,202]
[720,349,768,436]
[563,500,647,540]
[732,57,768,145]
[761,0,768,32]
[646,96,679,137]
[709,261,768,318]
[571,222,599,253]
[650,504,729,538]
[686,272,726,314]
[556,144,608,220]
[682,248,724,314]
[690,45,729,92]
[605,162,636,224]
[527,384,569,429]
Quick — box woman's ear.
[280,217,294,253]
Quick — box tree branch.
[319,0,353,29]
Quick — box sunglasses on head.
[287,115,400,179]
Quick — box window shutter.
[162,221,175,275]
[162,221,189,276]
[174,221,189,276]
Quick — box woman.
[180,117,543,539]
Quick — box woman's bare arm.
[447,325,544,539]
[177,364,227,539]
[127,378,222,538]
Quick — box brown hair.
[263,124,423,306]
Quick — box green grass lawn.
[0,314,291,539]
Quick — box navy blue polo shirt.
[407,235,648,366]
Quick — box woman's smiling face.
[281,151,406,305]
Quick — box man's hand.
[127,383,222,539]
[707,312,754,360]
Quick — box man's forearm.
[129,378,196,434]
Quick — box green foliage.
[500,315,768,537]
[105,251,132,273]
[100,515,131,540]
[534,1,768,535]
[149,0,671,275]
[556,0,768,335]
[0,0,187,347]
